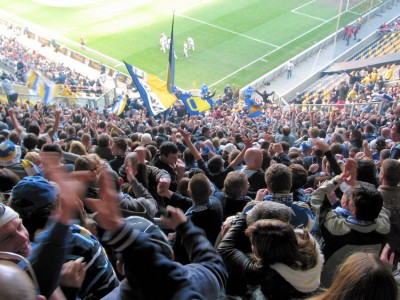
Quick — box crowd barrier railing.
[291,101,384,116]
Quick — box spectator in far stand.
[201,83,209,97]
[245,86,253,99]
[1,74,18,106]
[286,60,294,79]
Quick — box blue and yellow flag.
[111,94,127,116]
[179,93,214,115]
[246,98,263,118]
[167,14,175,93]
[26,70,60,105]
[124,61,177,116]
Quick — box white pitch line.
[209,7,351,87]
[176,13,280,48]
[292,10,327,22]
[291,0,318,13]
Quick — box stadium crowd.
[2,16,400,300]
[0,26,107,96]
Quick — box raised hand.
[85,169,122,234]
[161,206,187,230]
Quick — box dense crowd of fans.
[0,25,106,96]
[1,15,400,300]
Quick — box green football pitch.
[0,0,378,92]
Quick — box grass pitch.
[0,0,377,92]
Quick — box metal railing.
[291,101,384,116]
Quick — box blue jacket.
[102,220,227,299]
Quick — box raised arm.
[178,128,202,161]
[229,136,253,169]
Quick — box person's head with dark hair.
[207,155,224,174]
[245,219,318,272]
[74,155,97,174]
[67,126,76,137]
[365,123,376,134]
[129,133,140,143]
[330,143,343,156]
[27,123,40,136]
[380,148,390,161]
[223,171,249,199]
[375,137,387,153]
[98,133,110,147]
[260,141,270,151]
[280,141,290,153]
[183,148,195,166]
[349,182,383,221]
[177,177,190,196]
[112,138,128,156]
[151,127,158,137]
[8,131,20,146]
[187,167,205,178]
[356,160,379,187]
[234,133,243,145]
[318,129,326,139]
[265,163,292,193]
[158,125,165,135]
[311,252,397,300]
[23,133,38,151]
[201,126,210,137]
[289,164,307,192]
[349,147,360,159]
[41,143,62,155]
[37,136,47,151]
[261,149,271,171]
[0,169,20,203]
[145,144,157,161]
[159,142,179,167]
[188,173,211,204]
[380,159,400,187]
[350,129,363,148]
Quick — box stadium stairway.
[264,1,399,104]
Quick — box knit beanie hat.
[0,141,20,167]
[0,204,19,229]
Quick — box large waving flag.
[167,14,175,93]
[246,98,263,118]
[26,70,60,105]
[179,93,214,115]
[111,94,127,116]
[124,61,177,116]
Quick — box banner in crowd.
[124,61,177,116]
[167,14,175,93]
[26,70,60,105]
[246,98,263,118]
[111,94,127,116]
[179,93,214,115]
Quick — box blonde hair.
[69,141,88,156]
[311,252,397,300]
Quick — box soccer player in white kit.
[187,37,195,51]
